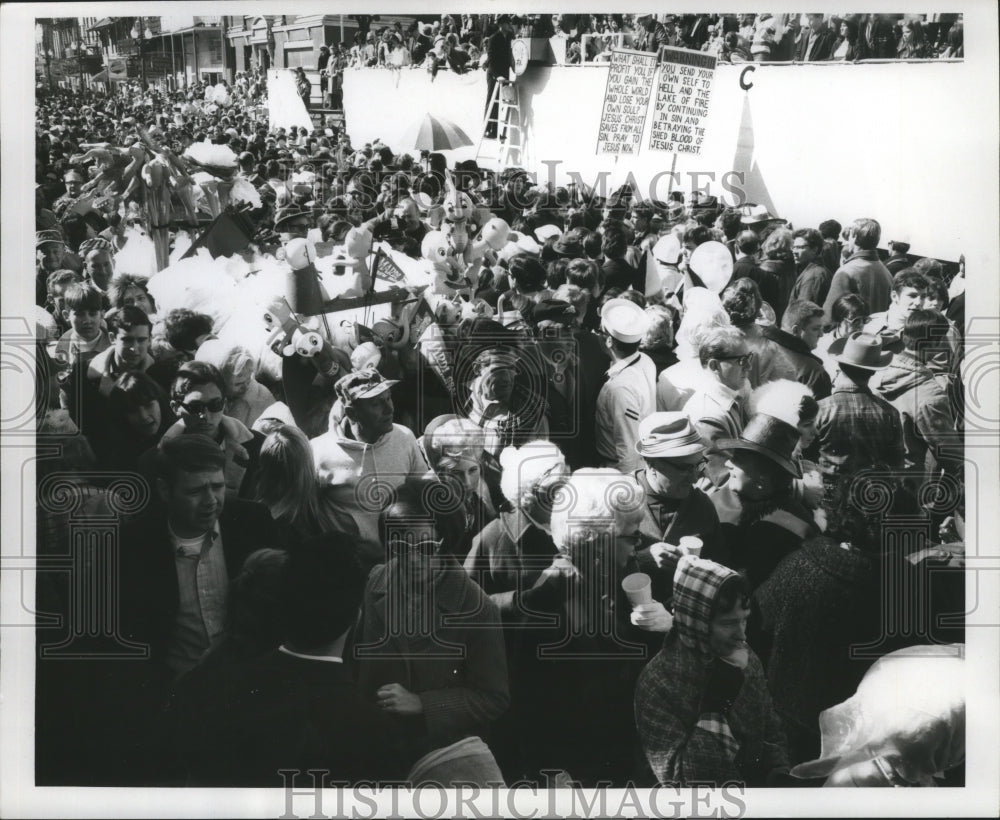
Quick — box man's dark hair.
[850,218,881,251]
[818,219,842,240]
[105,305,151,338]
[46,269,81,297]
[781,299,823,333]
[156,432,226,488]
[792,227,823,254]
[902,308,951,355]
[892,269,928,295]
[583,230,603,259]
[719,209,743,240]
[736,229,760,255]
[508,255,547,294]
[171,360,227,403]
[911,256,944,281]
[108,370,166,416]
[831,293,869,324]
[600,224,628,259]
[683,224,712,248]
[163,308,214,353]
[62,281,104,313]
[566,257,599,291]
[107,274,156,311]
[282,535,364,649]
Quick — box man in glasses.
[354,477,509,766]
[682,327,752,488]
[158,361,265,499]
[632,413,725,598]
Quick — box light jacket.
[311,420,429,544]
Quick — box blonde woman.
[196,339,275,429]
[256,425,373,562]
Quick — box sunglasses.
[179,397,225,416]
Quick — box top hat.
[828,332,894,370]
[717,413,803,478]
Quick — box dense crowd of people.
[32,48,967,792]
[333,12,963,72]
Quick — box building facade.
[225,14,417,74]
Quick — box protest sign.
[648,47,717,155]
[596,49,657,155]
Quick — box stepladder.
[476,78,522,169]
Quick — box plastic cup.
[621,572,653,607]
[679,535,703,558]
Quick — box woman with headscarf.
[635,555,790,786]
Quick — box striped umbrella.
[400,113,474,152]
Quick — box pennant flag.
[372,248,407,283]
[731,94,778,216]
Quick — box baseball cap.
[335,367,398,406]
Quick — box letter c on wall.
[740,65,756,90]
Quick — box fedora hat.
[740,203,781,226]
[717,413,802,478]
[636,412,706,460]
[828,332,893,370]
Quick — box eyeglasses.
[388,537,443,556]
[715,352,754,370]
[179,397,225,416]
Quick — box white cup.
[621,572,653,607]
[679,535,703,558]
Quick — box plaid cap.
[79,237,113,256]
[334,367,398,406]
[671,556,740,655]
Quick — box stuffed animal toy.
[262,295,324,358]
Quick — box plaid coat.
[635,557,789,786]
[812,382,904,509]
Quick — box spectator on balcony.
[798,14,837,62]
[832,18,861,61]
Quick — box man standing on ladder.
[484,16,516,139]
